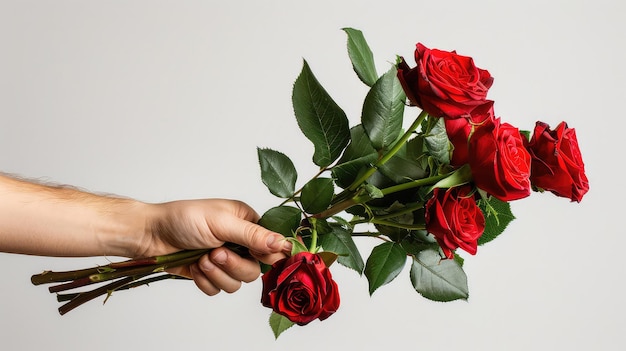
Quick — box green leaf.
[258,206,302,237]
[378,155,428,184]
[338,125,377,161]
[332,154,378,189]
[364,242,407,295]
[257,148,297,198]
[292,60,351,168]
[332,125,378,189]
[361,68,406,151]
[424,117,451,165]
[410,249,469,302]
[319,223,365,274]
[269,312,295,339]
[300,177,335,214]
[342,27,378,87]
[478,196,516,245]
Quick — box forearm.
[0,174,152,258]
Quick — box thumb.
[216,217,291,254]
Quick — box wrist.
[100,199,161,258]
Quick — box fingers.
[250,251,288,266]
[189,248,261,296]
[213,216,292,255]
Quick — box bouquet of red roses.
[31,28,588,339]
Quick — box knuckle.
[243,223,266,250]
[223,282,242,294]
[242,271,260,283]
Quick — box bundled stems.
[31,249,212,315]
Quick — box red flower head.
[525,121,589,202]
[397,43,494,119]
[445,100,496,167]
[468,117,532,201]
[425,185,485,259]
[261,252,340,326]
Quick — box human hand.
[139,199,291,296]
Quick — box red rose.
[445,101,495,167]
[525,121,589,202]
[397,43,494,118]
[425,185,485,259]
[468,117,531,201]
[261,252,340,326]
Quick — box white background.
[0,1,623,350]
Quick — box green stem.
[379,173,449,196]
[313,198,357,219]
[349,202,424,226]
[369,219,425,231]
[57,274,150,315]
[348,110,428,192]
[309,218,318,253]
[31,249,211,286]
[56,274,190,302]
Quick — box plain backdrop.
[0,1,623,350]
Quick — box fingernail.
[201,259,215,272]
[213,250,227,265]
[282,240,292,252]
[267,235,284,251]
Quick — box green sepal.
[292,60,350,168]
[429,164,473,191]
[257,148,297,198]
[286,237,310,256]
[318,251,339,268]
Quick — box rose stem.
[57,274,149,315]
[57,253,202,315]
[31,249,210,286]
[47,253,206,293]
[378,173,450,196]
[55,274,190,302]
[347,110,428,192]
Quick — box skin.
[0,173,290,296]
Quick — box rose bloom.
[468,117,532,201]
[261,251,340,326]
[425,185,485,259]
[397,43,494,119]
[445,100,495,167]
[525,121,589,202]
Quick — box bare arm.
[0,174,289,295]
